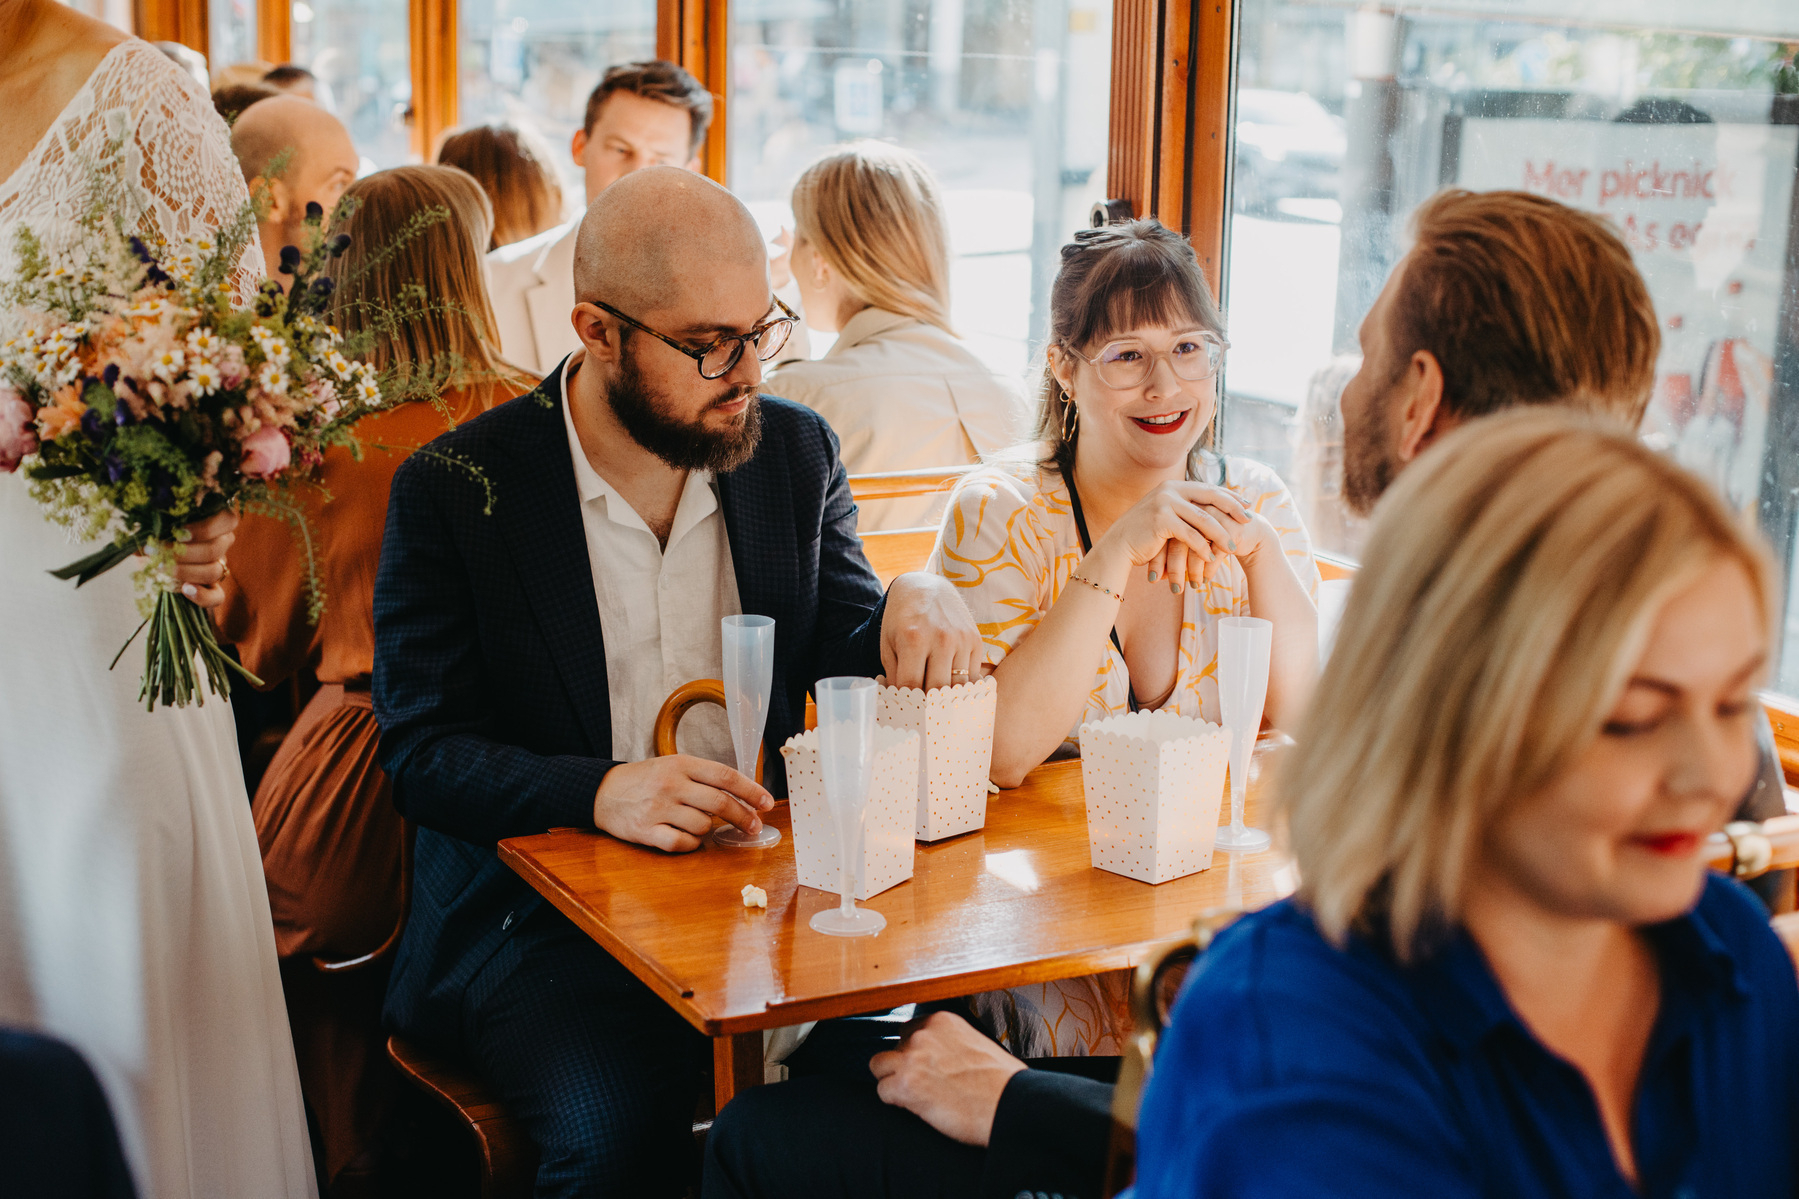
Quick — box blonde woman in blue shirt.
[1136,409,1799,1198]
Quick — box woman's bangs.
[1087,255,1216,348]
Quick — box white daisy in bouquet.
[0,181,408,709]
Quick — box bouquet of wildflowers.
[0,178,397,709]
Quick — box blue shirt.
[1133,875,1799,1199]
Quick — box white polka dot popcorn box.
[1078,710,1230,885]
[782,725,922,900]
[877,675,998,842]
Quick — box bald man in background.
[373,166,983,1197]
[230,95,358,289]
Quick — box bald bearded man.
[230,95,358,289]
[373,167,984,1198]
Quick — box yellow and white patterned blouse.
[932,455,1319,1058]
[931,456,1320,742]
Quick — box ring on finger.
[218,557,229,580]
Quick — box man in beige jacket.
[485,60,711,373]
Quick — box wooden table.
[499,753,1295,1110]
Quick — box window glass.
[730,0,1115,382]
[1222,2,1799,687]
[458,0,658,200]
[209,0,257,73]
[291,0,412,167]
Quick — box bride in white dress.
[0,4,316,1196]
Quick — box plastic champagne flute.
[809,676,886,937]
[714,615,781,848]
[1214,616,1273,853]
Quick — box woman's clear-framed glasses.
[1070,330,1228,390]
[590,296,800,380]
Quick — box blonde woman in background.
[216,164,536,1195]
[768,142,1028,530]
[436,122,568,250]
[1136,408,1799,1197]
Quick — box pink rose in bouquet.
[0,384,36,472]
[240,425,292,477]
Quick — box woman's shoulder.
[95,39,209,112]
[1137,901,1477,1198]
[935,458,1069,563]
[1166,900,1440,1082]
[945,458,1061,516]
[1688,874,1799,1001]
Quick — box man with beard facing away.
[372,166,984,1197]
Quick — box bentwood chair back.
[847,467,969,587]
[1103,907,1243,1197]
[859,527,942,586]
[654,679,766,781]
[847,466,972,505]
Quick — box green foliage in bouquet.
[0,142,483,709]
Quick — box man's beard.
[606,347,762,473]
[1341,378,1402,516]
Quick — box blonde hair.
[790,142,954,333]
[1282,408,1772,962]
[325,165,530,390]
[434,123,566,251]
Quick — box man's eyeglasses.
[589,296,800,380]
[1068,330,1228,390]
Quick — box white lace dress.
[0,40,315,1199]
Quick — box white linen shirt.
[559,365,743,767]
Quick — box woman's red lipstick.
[1131,410,1189,435]
[1634,831,1700,856]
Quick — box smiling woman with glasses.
[925,218,1323,1061]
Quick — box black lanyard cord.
[1064,469,1141,714]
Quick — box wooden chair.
[1315,550,1357,583]
[386,1035,536,1199]
[847,468,970,586]
[1102,907,1242,1197]
[847,466,972,505]
[860,527,941,586]
[654,679,765,781]
[325,824,536,1199]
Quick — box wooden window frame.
[159,0,1213,199]
[1107,0,1235,298]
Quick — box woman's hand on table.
[1093,479,1264,595]
[592,756,773,853]
[160,508,239,609]
[869,1011,1026,1147]
[880,572,985,690]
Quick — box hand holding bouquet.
[0,185,390,709]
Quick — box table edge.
[500,829,1209,1036]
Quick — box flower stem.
[129,591,263,711]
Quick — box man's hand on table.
[869,1011,1026,1147]
[880,572,985,690]
[592,756,773,853]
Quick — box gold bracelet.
[1068,573,1124,602]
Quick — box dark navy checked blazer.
[373,360,887,1045]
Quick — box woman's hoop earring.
[1061,397,1079,441]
